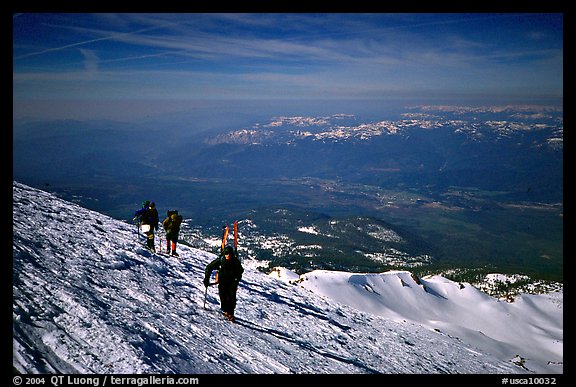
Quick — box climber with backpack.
[204,231,244,322]
[162,210,183,256]
[134,200,159,252]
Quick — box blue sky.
[13,13,563,121]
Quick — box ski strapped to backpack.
[221,224,229,254]
[222,221,239,255]
[211,224,229,286]
[233,220,238,252]
[211,221,240,286]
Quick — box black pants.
[218,282,239,315]
[146,231,155,249]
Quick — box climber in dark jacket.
[134,201,159,252]
[204,245,244,321]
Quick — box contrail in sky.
[14,23,169,60]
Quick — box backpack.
[163,210,182,231]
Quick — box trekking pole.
[134,218,140,241]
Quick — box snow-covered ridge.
[272,269,562,374]
[13,182,561,374]
[206,106,563,146]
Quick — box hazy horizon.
[13,13,562,122]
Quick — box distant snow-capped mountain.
[13,181,562,374]
[205,105,562,147]
[174,105,562,200]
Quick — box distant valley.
[155,105,563,203]
[13,104,563,284]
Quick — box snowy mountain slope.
[13,181,539,374]
[280,270,562,374]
